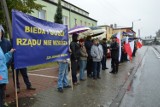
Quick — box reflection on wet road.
[120,46,160,107]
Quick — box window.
[88,23,90,26]
[85,22,87,26]
[92,24,94,27]
[38,10,46,20]
[74,18,77,26]
[63,16,68,25]
[80,20,83,25]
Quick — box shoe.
[87,75,92,78]
[93,77,97,80]
[80,79,86,81]
[64,85,71,88]
[109,71,115,74]
[102,68,105,70]
[97,77,101,79]
[73,82,80,85]
[58,88,63,93]
[105,67,109,69]
[27,87,36,90]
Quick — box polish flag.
[116,32,121,62]
[124,37,134,60]
[0,75,2,80]
[137,39,143,48]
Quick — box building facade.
[31,0,97,28]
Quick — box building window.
[74,18,77,26]
[85,22,87,26]
[92,24,94,27]
[38,10,46,20]
[63,16,68,25]
[80,20,83,25]
[88,23,90,26]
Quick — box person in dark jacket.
[85,36,93,78]
[70,33,80,85]
[110,37,119,74]
[101,38,109,70]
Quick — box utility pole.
[138,29,140,38]
[0,0,12,39]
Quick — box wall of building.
[30,0,97,29]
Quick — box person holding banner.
[110,37,119,74]
[70,33,80,85]
[57,59,71,93]
[0,45,15,107]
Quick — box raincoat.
[0,47,12,84]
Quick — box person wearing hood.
[0,27,15,107]
[91,39,103,79]
[70,33,80,85]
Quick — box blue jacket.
[0,47,12,84]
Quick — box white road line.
[29,67,58,73]
[152,47,160,58]
[28,73,58,79]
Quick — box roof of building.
[62,0,89,14]
[43,0,97,22]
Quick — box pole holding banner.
[14,70,19,107]
[69,62,73,90]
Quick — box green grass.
[28,62,58,71]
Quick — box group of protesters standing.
[57,33,120,93]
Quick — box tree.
[0,0,44,37]
[54,0,63,24]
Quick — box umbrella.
[68,26,90,34]
[89,26,106,37]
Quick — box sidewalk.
[7,47,147,107]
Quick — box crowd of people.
[57,33,127,93]
[0,24,137,106]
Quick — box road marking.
[29,67,58,73]
[28,73,58,79]
[152,47,160,58]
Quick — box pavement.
[6,46,147,107]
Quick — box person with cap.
[70,33,80,85]
[79,39,88,81]
[91,39,103,79]
[110,36,119,74]
[101,38,109,70]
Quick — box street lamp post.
[132,19,141,30]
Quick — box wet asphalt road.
[120,46,160,107]
[10,46,147,107]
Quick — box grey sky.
[65,0,160,37]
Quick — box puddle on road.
[127,53,146,93]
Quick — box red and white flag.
[116,32,121,62]
[124,37,134,60]
[137,39,143,48]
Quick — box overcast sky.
[65,0,160,37]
